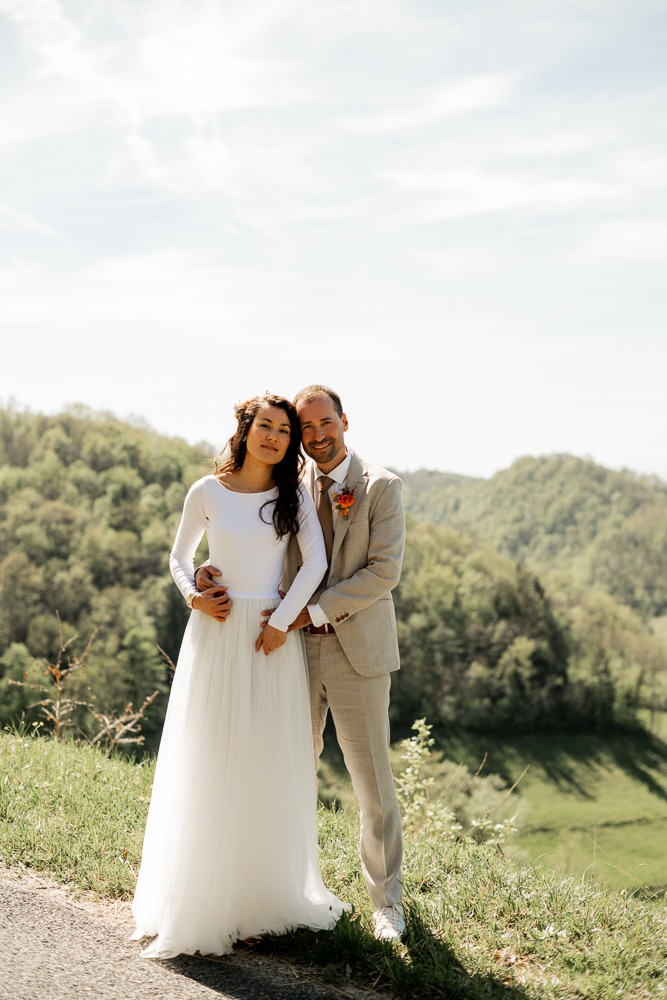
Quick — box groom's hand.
[194,564,232,621]
[192,587,232,622]
[287,607,313,632]
[260,604,312,633]
[195,564,222,591]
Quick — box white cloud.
[580,217,667,263]
[0,0,327,201]
[0,202,63,238]
[380,164,626,221]
[0,0,85,75]
[133,4,310,118]
[341,74,518,133]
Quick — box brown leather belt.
[304,623,336,635]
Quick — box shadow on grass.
[396,902,531,1000]
[325,713,667,808]
[606,733,667,801]
[248,908,532,1000]
[438,729,667,803]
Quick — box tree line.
[399,454,667,620]
[0,405,665,750]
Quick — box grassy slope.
[1,730,667,999]
[7,719,662,899]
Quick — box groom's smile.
[297,395,349,473]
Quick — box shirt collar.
[315,450,351,487]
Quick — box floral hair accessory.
[332,486,356,519]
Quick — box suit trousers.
[304,633,403,910]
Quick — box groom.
[198,385,406,942]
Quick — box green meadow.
[492,733,667,894]
[317,710,667,898]
[400,725,667,896]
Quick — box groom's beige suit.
[285,449,405,909]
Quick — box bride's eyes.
[257,421,290,436]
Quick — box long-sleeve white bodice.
[169,476,326,632]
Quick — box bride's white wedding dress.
[131,476,346,959]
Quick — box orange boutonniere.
[332,486,356,519]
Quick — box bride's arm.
[169,480,206,606]
[170,479,231,622]
[264,485,326,634]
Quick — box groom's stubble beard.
[303,437,340,467]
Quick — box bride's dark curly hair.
[214,393,304,538]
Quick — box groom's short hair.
[293,385,343,418]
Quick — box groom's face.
[297,395,348,473]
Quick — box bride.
[131,392,347,959]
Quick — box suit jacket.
[284,450,405,677]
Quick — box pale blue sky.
[2,0,666,479]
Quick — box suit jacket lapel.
[330,451,365,565]
[304,460,318,502]
[304,453,365,568]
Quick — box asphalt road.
[0,874,364,1000]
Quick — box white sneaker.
[373,904,405,942]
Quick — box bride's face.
[245,403,292,466]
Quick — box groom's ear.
[342,413,349,431]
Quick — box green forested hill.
[1,408,665,746]
[391,517,666,737]
[0,405,213,748]
[399,454,667,618]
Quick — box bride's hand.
[255,623,287,656]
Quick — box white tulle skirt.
[131,599,347,959]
